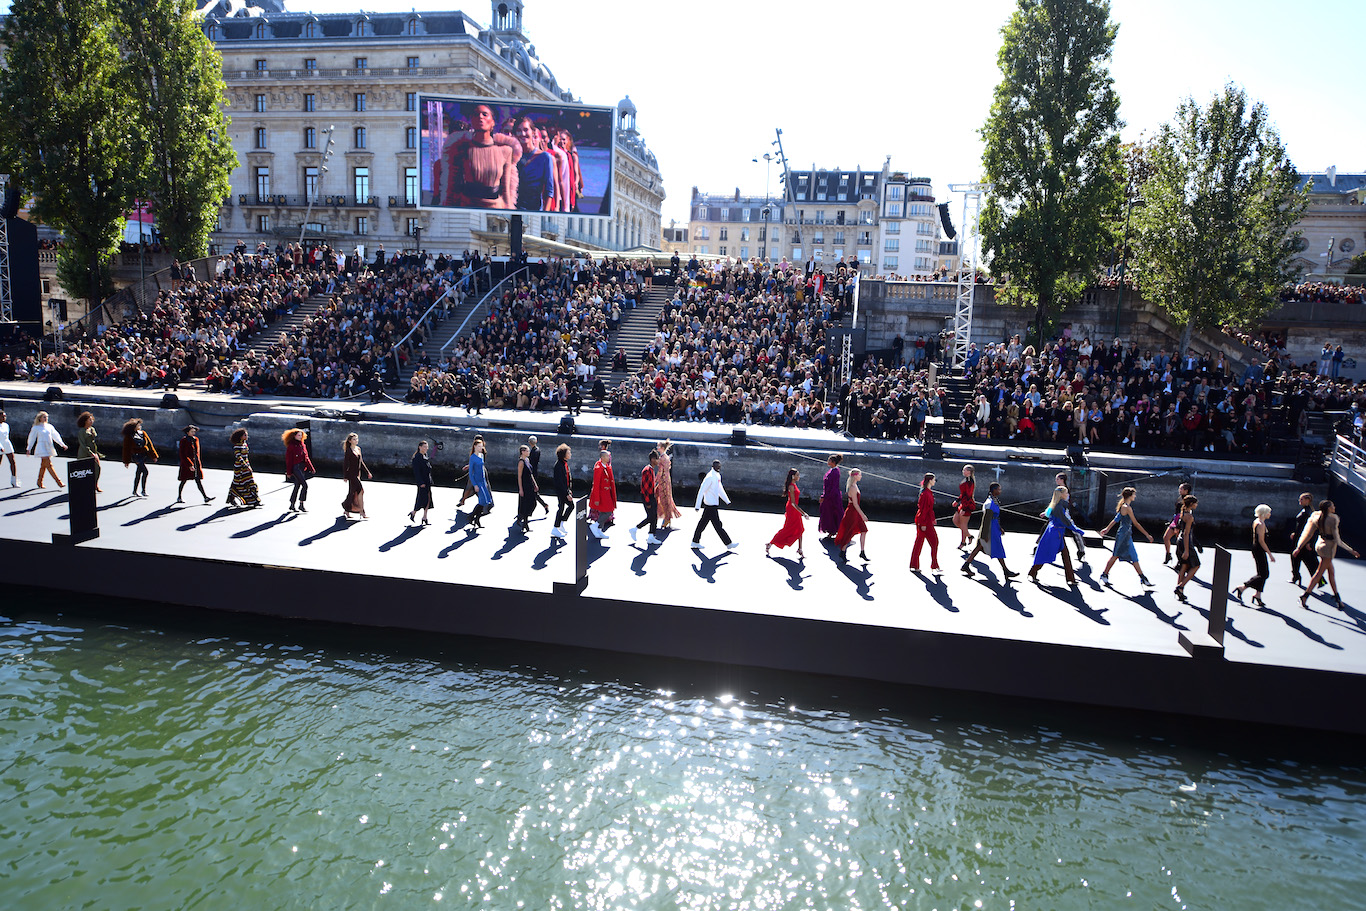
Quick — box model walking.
[588,448,617,539]
[1296,500,1358,610]
[551,443,573,539]
[655,439,682,529]
[515,444,538,532]
[910,472,940,571]
[953,464,976,549]
[341,432,372,519]
[1098,487,1154,587]
[962,482,1016,579]
[120,418,158,498]
[74,412,103,493]
[527,436,550,515]
[26,411,67,489]
[456,435,483,509]
[818,454,845,538]
[283,428,314,512]
[766,468,807,558]
[1163,482,1194,565]
[176,425,212,504]
[1289,492,1319,586]
[226,428,262,508]
[467,437,493,528]
[1048,470,1086,561]
[1173,495,1200,600]
[692,459,736,550]
[409,440,434,525]
[630,450,662,545]
[0,410,16,488]
[833,468,869,562]
[1233,504,1275,607]
[1029,487,1079,585]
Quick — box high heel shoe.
[1252,595,1266,608]
[1233,586,1245,602]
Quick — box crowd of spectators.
[602,259,858,427]
[1280,281,1364,305]
[935,333,1366,456]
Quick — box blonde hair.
[1047,486,1067,513]
[1255,504,1271,519]
[845,468,862,495]
[34,411,48,424]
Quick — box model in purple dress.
[818,454,845,537]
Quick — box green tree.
[1348,251,1366,275]
[114,0,235,261]
[1131,84,1308,353]
[980,0,1124,346]
[0,0,145,309]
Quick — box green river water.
[2,587,1363,910]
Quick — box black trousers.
[693,504,731,545]
[555,493,574,527]
[1291,545,1319,583]
[1243,547,1270,593]
[289,464,309,504]
[636,499,657,534]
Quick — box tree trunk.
[1179,320,1193,360]
[88,250,101,314]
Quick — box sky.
[4,0,1361,227]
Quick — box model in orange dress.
[833,468,869,562]
[767,468,807,558]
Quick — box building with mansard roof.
[1290,168,1366,279]
[201,0,664,256]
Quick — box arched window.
[255,21,265,39]
[356,18,368,37]
[406,18,419,36]
[207,22,219,40]
[304,21,316,38]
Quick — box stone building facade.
[1290,169,1366,279]
[201,0,664,255]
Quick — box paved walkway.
[3,463,1362,678]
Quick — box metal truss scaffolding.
[0,174,12,323]
[947,182,986,371]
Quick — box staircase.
[937,372,975,437]
[396,287,485,386]
[591,285,675,412]
[245,292,337,359]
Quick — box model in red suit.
[911,472,940,571]
[767,468,807,558]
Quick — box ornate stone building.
[200,0,664,255]
[1290,169,1366,279]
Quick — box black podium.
[54,457,100,545]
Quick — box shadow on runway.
[1113,585,1187,630]
[962,568,1030,617]
[5,493,66,516]
[379,525,425,552]
[121,503,182,526]
[914,569,955,612]
[298,515,355,547]
[1036,578,1111,625]
[1256,600,1344,652]
[176,506,236,532]
[437,526,480,559]
[1190,604,1263,648]
[531,538,564,570]
[629,539,661,576]
[836,553,873,601]
[492,524,530,560]
[769,554,808,591]
[231,510,298,538]
[690,549,732,583]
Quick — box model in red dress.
[953,464,976,548]
[911,472,940,571]
[767,468,807,558]
[833,469,869,561]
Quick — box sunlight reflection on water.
[1,606,1364,910]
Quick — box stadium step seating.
[244,292,337,359]
[395,286,485,388]
[590,284,675,412]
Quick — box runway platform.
[3,463,1365,734]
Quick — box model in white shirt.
[0,410,17,487]
[26,411,68,488]
[692,460,737,551]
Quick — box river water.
[3,588,1363,910]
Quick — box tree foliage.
[0,0,144,307]
[980,0,1123,340]
[114,0,235,261]
[1131,84,1308,345]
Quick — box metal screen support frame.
[0,173,13,323]
[947,182,986,371]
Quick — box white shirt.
[0,421,13,455]
[27,423,65,458]
[695,469,730,508]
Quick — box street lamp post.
[1113,188,1145,338]
[753,152,775,262]
[299,125,336,249]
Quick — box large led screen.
[418,95,615,216]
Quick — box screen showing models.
[418,95,615,216]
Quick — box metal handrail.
[439,265,528,359]
[388,279,460,378]
[1331,434,1366,493]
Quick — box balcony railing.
[225,65,450,81]
[388,196,419,208]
